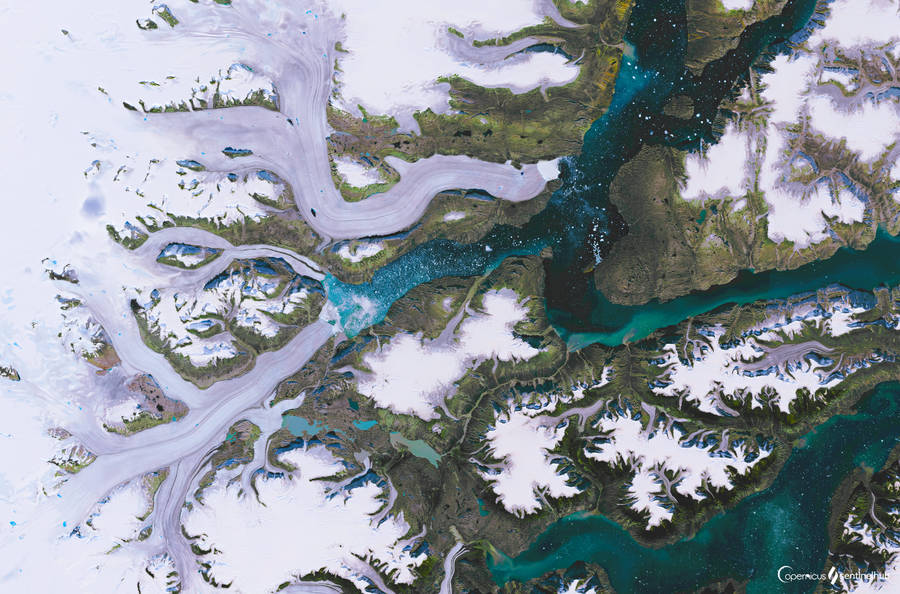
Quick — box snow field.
[328,0,581,129]
[334,156,385,187]
[721,0,754,10]
[337,242,384,263]
[585,407,772,529]
[136,259,317,366]
[357,289,540,419]
[183,446,425,592]
[131,62,278,113]
[654,326,841,415]
[653,292,879,416]
[479,408,580,517]
[682,0,900,247]
[476,370,613,515]
[102,160,283,237]
[681,122,750,201]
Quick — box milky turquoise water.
[389,432,442,468]
[282,415,329,436]
[562,230,900,348]
[325,0,823,346]
[489,382,900,593]
[319,0,898,590]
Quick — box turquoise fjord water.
[562,230,900,348]
[325,0,823,347]
[489,382,900,593]
[323,0,900,590]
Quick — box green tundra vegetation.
[260,251,900,591]
[323,0,635,201]
[131,259,325,388]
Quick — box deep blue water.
[489,381,900,593]
[317,3,900,591]
[325,0,822,344]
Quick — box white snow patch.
[337,242,383,263]
[586,408,771,529]
[128,62,278,112]
[765,175,866,247]
[756,50,875,247]
[3,459,175,592]
[561,580,599,594]
[357,289,540,419]
[828,303,869,337]
[103,161,277,235]
[137,287,238,367]
[442,211,467,222]
[58,298,110,359]
[808,0,900,50]
[476,371,612,515]
[329,0,580,128]
[760,53,817,124]
[480,408,580,517]
[849,554,900,592]
[183,446,425,592]
[158,243,219,268]
[748,0,900,245]
[721,0,754,10]
[807,94,900,162]
[820,68,857,91]
[103,398,144,426]
[334,156,385,187]
[653,325,848,415]
[136,260,316,366]
[682,122,750,200]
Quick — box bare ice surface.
[0,0,564,590]
[3,0,896,591]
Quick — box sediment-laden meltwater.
[488,381,900,594]
[325,0,823,345]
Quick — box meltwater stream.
[325,0,823,345]
[320,1,900,591]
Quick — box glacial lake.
[321,0,897,590]
[390,432,442,468]
[282,415,329,437]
